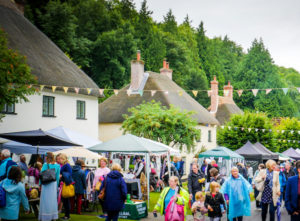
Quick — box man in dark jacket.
[188,163,205,203]
[285,160,300,221]
[71,160,86,214]
[284,161,296,180]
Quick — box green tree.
[122,101,201,151]
[234,39,297,117]
[0,29,36,118]
[90,23,137,89]
[275,118,300,152]
[217,112,276,151]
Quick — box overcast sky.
[133,0,300,72]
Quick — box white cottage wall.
[0,91,99,139]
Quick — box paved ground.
[144,202,290,221]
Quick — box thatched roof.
[99,72,219,125]
[0,0,99,96]
[208,96,243,125]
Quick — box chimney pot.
[163,59,167,68]
[137,50,141,61]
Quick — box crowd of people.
[154,158,300,221]
[1,147,300,221]
[0,149,127,221]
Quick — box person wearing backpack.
[0,166,30,221]
[0,149,17,181]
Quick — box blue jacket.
[100,170,127,211]
[279,171,286,193]
[285,175,299,214]
[72,165,86,194]
[61,163,73,185]
[0,158,17,181]
[0,178,29,220]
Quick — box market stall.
[198,146,244,177]
[282,148,300,160]
[235,141,272,171]
[276,152,294,161]
[254,142,278,160]
[88,134,171,214]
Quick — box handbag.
[98,177,107,200]
[165,196,185,221]
[39,163,56,184]
[62,182,75,198]
[256,170,266,192]
[95,180,102,191]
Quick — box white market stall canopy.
[53,147,100,158]
[89,134,169,154]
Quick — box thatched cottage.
[0,0,99,138]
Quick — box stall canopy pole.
[167,152,171,178]
[146,153,150,209]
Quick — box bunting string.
[15,83,300,97]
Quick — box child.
[191,191,207,221]
[204,181,226,221]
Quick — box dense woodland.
[24,0,300,118]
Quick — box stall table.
[118,200,148,220]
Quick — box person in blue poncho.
[221,166,252,221]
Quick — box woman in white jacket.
[255,160,280,221]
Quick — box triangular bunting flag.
[164,91,169,95]
[288,140,291,143]
[178,90,183,96]
[114,90,119,95]
[87,88,92,95]
[255,128,259,132]
[228,126,231,130]
[207,90,212,97]
[266,89,272,94]
[63,87,68,93]
[252,89,258,97]
[192,90,198,97]
[281,130,285,133]
[298,131,300,134]
[282,88,288,95]
[27,84,32,89]
[290,130,294,134]
[99,89,104,96]
[74,88,79,94]
[151,90,156,97]
[262,129,265,132]
[224,90,229,97]
[241,127,244,131]
[40,85,45,91]
[127,89,132,96]
[52,86,57,92]
[237,90,243,97]
[297,88,300,93]
[248,128,252,132]
[221,126,225,129]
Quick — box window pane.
[77,101,80,118]
[43,97,48,115]
[2,104,7,112]
[7,104,14,113]
[49,97,54,116]
[82,101,85,118]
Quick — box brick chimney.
[130,50,144,91]
[210,75,219,113]
[223,81,233,100]
[160,59,173,80]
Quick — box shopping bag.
[164,196,184,221]
[62,182,75,198]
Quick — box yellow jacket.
[154,186,189,217]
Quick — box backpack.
[0,182,6,208]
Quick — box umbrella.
[0,129,81,154]
[53,147,100,158]
[2,126,101,154]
